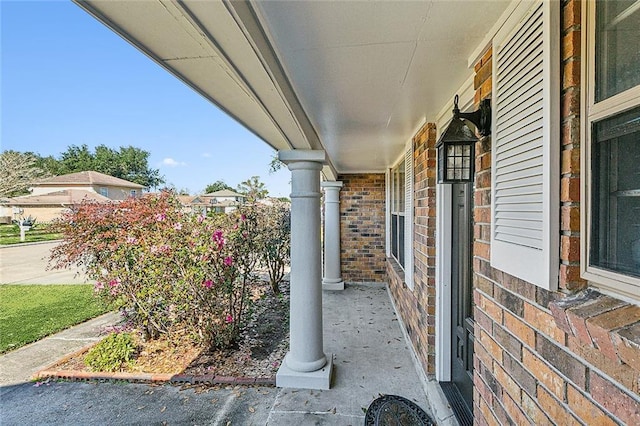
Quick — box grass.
[0,224,61,245]
[0,285,109,353]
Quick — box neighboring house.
[76,1,640,424]
[190,189,246,214]
[1,171,143,222]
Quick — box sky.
[0,1,290,197]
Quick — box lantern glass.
[437,139,475,183]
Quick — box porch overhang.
[74,0,510,175]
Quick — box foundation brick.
[590,373,640,425]
[567,386,618,426]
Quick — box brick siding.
[338,173,386,283]
[387,123,438,376]
[471,2,640,424]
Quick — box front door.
[449,182,474,420]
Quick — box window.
[390,158,406,267]
[583,0,640,299]
[99,187,108,197]
[130,190,137,197]
[490,0,559,289]
[389,142,414,289]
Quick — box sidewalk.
[0,312,121,388]
[0,284,457,425]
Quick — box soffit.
[76,1,510,175]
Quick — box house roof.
[74,1,510,176]
[203,189,245,198]
[5,189,112,206]
[35,171,145,189]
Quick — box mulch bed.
[37,281,290,385]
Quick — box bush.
[85,332,137,372]
[49,192,291,349]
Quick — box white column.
[276,149,333,390]
[321,181,344,290]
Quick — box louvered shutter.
[404,142,414,290]
[490,0,559,289]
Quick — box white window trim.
[580,0,640,301]
[490,0,560,290]
[386,140,414,290]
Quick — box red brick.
[562,30,581,60]
[559,263,587,291]
[561,176,580,202]
[561,146,580,175]
[521,392,552,425]
[523,348,565,399]
[586,305,640,360]
[494,363,521,402]
[561,235,581,263]
[479,329,503,364]
[502,391,530,426]
[590,373,640,425]
[563,0,581,30]
[524,302,565,344]
[561,87,581,119]
[537,385,581,426]
[504,311,535,348]
[561,205,580,232]
[477,291,503,324]
[566,295,627,347]
[567,386,618,426]
[563,60,581,89]
[474,241,491,261]
[612,322,640,371]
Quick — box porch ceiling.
[75,0,510,176]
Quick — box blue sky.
[1,1,290,197]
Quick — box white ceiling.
[76,0,511,175]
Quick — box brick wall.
[338,173,386,283]
[387,123,438,376]
[472,1,640,424]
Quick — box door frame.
[436,183,453,381]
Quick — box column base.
[276,354,334,390]
[322,278,344,291]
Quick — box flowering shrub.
[49,192,285,349]
[255,202,291,295]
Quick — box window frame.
[390,156,406,268]
[99,187,109,197]
[581,0,640,300]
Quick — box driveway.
[0,241,92,285]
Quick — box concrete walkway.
[0,284,456,425]
[0,241,92,284]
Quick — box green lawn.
[0,224,61,245]
[0,285,109,353]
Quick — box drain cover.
[364,395,435,426]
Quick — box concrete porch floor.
[0,284,457,425]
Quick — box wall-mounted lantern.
[436,95,491,183]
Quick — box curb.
[0,239,63,249]
[33,342,276,387]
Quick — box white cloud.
[201,152,211,158]
[161,157,187,167]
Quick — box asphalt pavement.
[0,241,92,284]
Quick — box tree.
[268,152,285,174]
[204,180,233,194]
[237,176,268,202]
[0,151,50,197]
[43,144,165,189]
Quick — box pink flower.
[224,256,233,267]
[125,236,137,244]
[240,214,247,221]
[173,222,182,231]
[225,315,234,324]
[108,279,120,288]
[94,282,104,291]
[212,229,226,250]
[203,279,213,289]
[155,213,166,222]
[197,214,206,223]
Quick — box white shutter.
[385,168,391,258]
[491,0,559,289]
[404,142,414,290]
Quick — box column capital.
[278,149,326,165]
[321,181,343,190]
